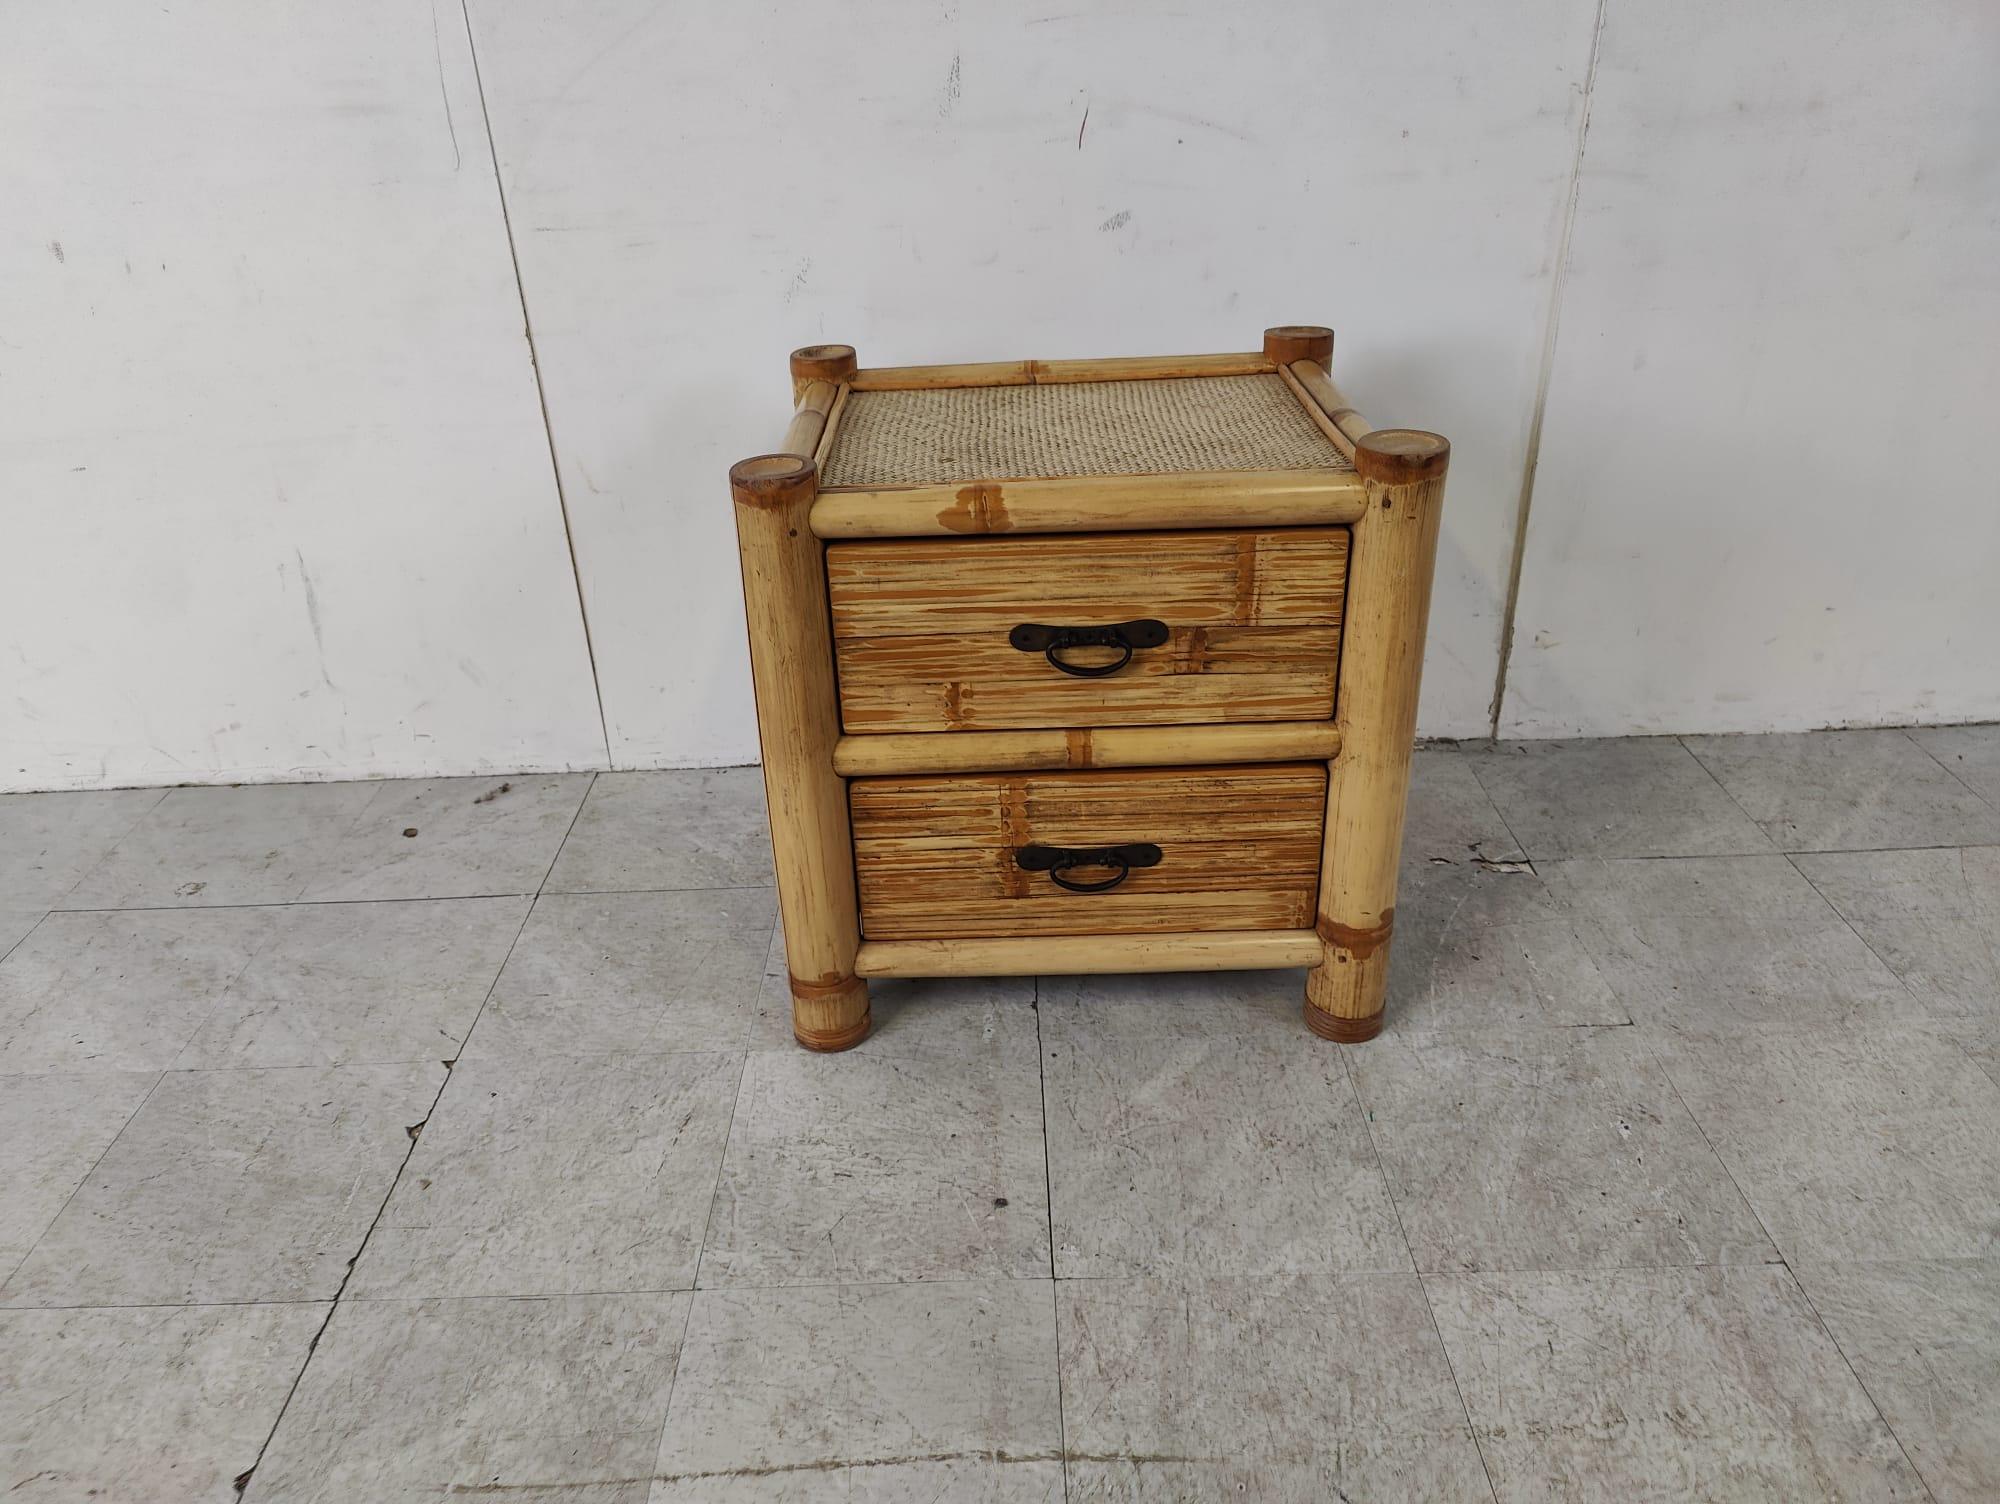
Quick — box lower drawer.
[850,763,1325,940]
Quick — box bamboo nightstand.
[731,326,1448,1050]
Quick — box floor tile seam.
[13,1255,1955,1310]
[1640,1011,1991,1491]
[1336,1042,1501,1503]
[1537,849,1807,873]
[159,906,326,1072]
[141,1047,749,1075]
[1630,1026,1789,1276]
[1778,852,1976,1044]
[527,770,600,901]
[340,1284,702,1304]
[1956,1040,2000,1096]
[0,1069,166,1296]
[0,1294,335,1314]
[1371,1021,1639,1050]
[656,906,770,1486]
[40,787,172,910]
[296,775,406,901]
[0,909,50,965]
[1461,737,1776,863]
[1030,976,1073,1504]
[540,882,779,898]
[280,770,590,905]
[232,1073,442,1499]
[1452,746,1538,870]
[1902,725,2000,813]
[1671,734,1797,856]
[45,880,780,916]
[1775,843,2000,1090]
[689,1272,1059,1295]
[1458,748,1543,870]
[1052,1257,1797,1291]
[1779,1260,1943,1503]
[44,772,605,919]
[390,767,604,1076]
[1414,1256,1937,1504]
[1781,840,2000,858]
[233,883,545,1498]
[49,891,542,915]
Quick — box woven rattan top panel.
[819,373,1351,487]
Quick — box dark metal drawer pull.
[1015,842,1163,893]
[1008,618,1170,678]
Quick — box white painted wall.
[2,2,1994,792]
[1,1,605,792]
[466,0,1598,764]
[1502,0,2000,736]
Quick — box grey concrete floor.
[3,726,1999,1501]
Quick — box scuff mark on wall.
[295,548,338,691]
[783,257,811,305]
[937,53,961,118]
[1099,209,1131,232]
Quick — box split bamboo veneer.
[732,325,1448,1050]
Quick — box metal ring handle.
[1008,619,1169,679]
[1049,855,1133,892]
[1045,640,1132,677]
[1015,842,1163,894]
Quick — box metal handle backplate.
[1014,842,1164,893]
[1008,619,1170,677]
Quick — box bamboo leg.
[731,454,870,1050]
[1305,429,1450,1042]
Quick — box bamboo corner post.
[1263,324,1334,368]
[1304,428,1451,1042]
[730,451,870,1050]
[789,343,857,400]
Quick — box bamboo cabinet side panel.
[849,763,1326,940]
[827,528,1348,733]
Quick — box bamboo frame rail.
[1282,360,1375,457]
[780,379,839,460]
[856,929,1325,978]
[811,382,851,468]
[810,468,1366,539]
[847,350,1276,391]
[832,722,1341,778]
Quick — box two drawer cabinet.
[731,326,1447,1051]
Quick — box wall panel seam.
[1487,0,1611,738]
[458,0,615,766]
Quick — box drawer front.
[851,763,1325,939]
[827,529,1347,733]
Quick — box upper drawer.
[826,528,1348,733]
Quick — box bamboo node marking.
[1317,910,1395,959]
[938,483,1012,533]
[789,973,861,1002]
